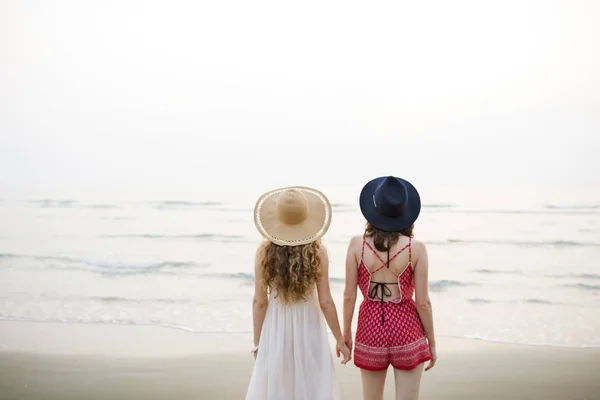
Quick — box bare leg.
[393,363,424,400]
[360,369,387,400]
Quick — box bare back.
[362,235,411,301]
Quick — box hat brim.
[359,177,421,232]
[254,186,332,246]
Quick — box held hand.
[343,332,353,354]
[336,340,351,364]
[425,342,437,371]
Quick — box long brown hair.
[258,240,322,304]
[365,222,414,252]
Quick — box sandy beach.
[0,321,598,400]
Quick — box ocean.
[0,189,599,348]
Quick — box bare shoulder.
[319,243,330,261]
[410,239,428,264]
[348,235,363,249]
[254,243,267,279]
[411,239,427,252]
[342,235,362,259]
[255,242,267,260]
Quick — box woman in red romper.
[343,176,437,400]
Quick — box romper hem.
[354,337,432,371]
[354,358,431,372]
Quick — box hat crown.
[276,189,309,225]
[373,176,408,218]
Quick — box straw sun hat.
[254,186,332,246]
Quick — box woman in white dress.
[246,186,351,400]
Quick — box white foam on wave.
[438,334,600,349]
[1,316,598,349]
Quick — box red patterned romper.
[354,237,432,371]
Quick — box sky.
[1,0,599,202]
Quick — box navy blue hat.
[359,176,421,232]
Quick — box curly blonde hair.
[258,240,322,304]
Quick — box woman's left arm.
[252,247,269,356]
[342,236,360,352]
[316,246,351,364]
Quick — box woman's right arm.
[315,246,351,364]
[342,236,360,351]
[413,240,437,370]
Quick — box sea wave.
[154,201,223,209]
[86,204,119,209]
[0,255,330,281]
[211,208,253,213]
[18,199,600,215]
[431,239,600,248]
[418,205,600,215]
[545,204,600,210]
[467,298,492,304]
[438,334,600,349]
[91,296,194,303]
[523,298,556,305]
[468,298,559,305]
[331,203,354,208]
[0,293,196,304]
[0,253,209,276]
[473,269,522,275]
[547,273,600,280]
[202,272,255,280]
[28,199,119,209]
[23,199,259,212]
[99,233,248,242]
[459,209,600,215]
[563,283,600,291]
[33,199,76,207]
[0,316,254,335]
[429,279,474,291]
[423,204,455,208]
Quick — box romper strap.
[361,236,366,262]
[364,241,386,265]
[364,238,412,272]
[388,241,411,264]
[371,264,387,274]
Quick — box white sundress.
[245,288,340,400]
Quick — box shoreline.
[1,319,598,351]
[1,321,600,399]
